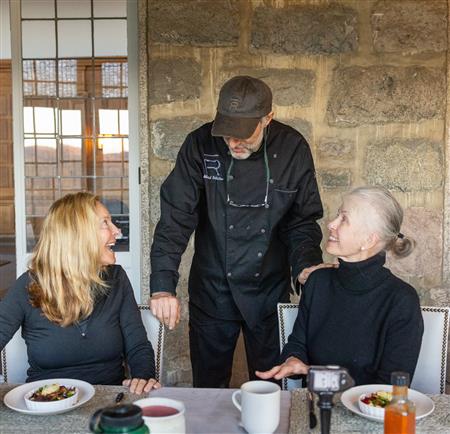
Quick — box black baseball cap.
[211,76,272,139]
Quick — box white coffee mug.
[133,397,186,434]
[232,380,280,434]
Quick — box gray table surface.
[0,385,291,434]
[289,389,450,434]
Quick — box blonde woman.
[257,186,424,385]
[0,192,159,394]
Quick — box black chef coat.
[150,120,323,328]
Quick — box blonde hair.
[29,192,108,326]
[345,186,415,258]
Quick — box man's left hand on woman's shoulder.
[298,262,338,285]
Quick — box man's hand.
[255,356,309,380]
[298,262,338,285]
[149,292,181,330]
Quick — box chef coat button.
[229,224,234,230]
[227,272,232,277]
[260,228,266,234]
[269,178,274,184]
[246,225,251,230]
[81,333,86,337]
[257,252,262,257]
[254,273,260,277]
[273,154,277,158]
[228,175,234,181]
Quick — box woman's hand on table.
[123,378,161,394]
[255,356,309,380]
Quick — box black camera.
[307,365,354,394]
[307,366,354,434]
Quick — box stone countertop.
[289,389,450,434]
[0,385,133,434]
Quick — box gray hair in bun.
[345,186,415,258]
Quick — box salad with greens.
[360,391,393,408]
[29,384,76,402]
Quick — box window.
[18,1,130,252]
[10,0,141,295]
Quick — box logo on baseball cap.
[211,76,272,139]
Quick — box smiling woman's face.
[326,196,371,262]
[95,202,120,265]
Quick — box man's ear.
[265,111,274,127]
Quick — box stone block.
[149,0,239,46]
[151,117,209,161]
[318,169,352,189]
[364,138,443,191]
[148,244,195,387]
[327,66,445,127]
[317,137,354,159]
[149,59,201,104]
[162,319,192,386]
[150,176,165,225]
[426,287,450,307]
[251,5,358,55]
[386,206,442,282]
[371,0,447,54]
[278,118,312,143]
[222,69,315,107]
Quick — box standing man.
[150,76,325,387]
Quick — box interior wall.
[143,0,448,387]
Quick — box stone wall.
[143,0,448,387]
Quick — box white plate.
[341,384,435,423]
[3,378,95,416]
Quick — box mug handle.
[232,390,242,412]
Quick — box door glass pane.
[57,0,91,18]
[34,108,57,134]
[22,21,55,58]
[58,20,92,58]
[93,0,126,18]
[61,109,82,136]
[95,60,128,97]
[58,59,79,97]
[94,19,127,56]
[23,60,57,97]
[60,177,86,192]
[22,0,54,19]
[21,1,130,253]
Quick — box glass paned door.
[11,0,141,298]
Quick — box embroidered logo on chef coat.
[203,154,224,181]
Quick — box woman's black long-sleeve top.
[281,254,424,385]
[0,265,155,384]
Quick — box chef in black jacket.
[150,76,329,387]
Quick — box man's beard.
[229,134,264,160]
[230,148,252,160]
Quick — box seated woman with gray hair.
[0,192,159,394]
[257,186,424,385]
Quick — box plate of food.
[3,378,95,415]
[340,384,435,423]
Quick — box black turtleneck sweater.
[281,254,423,385]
